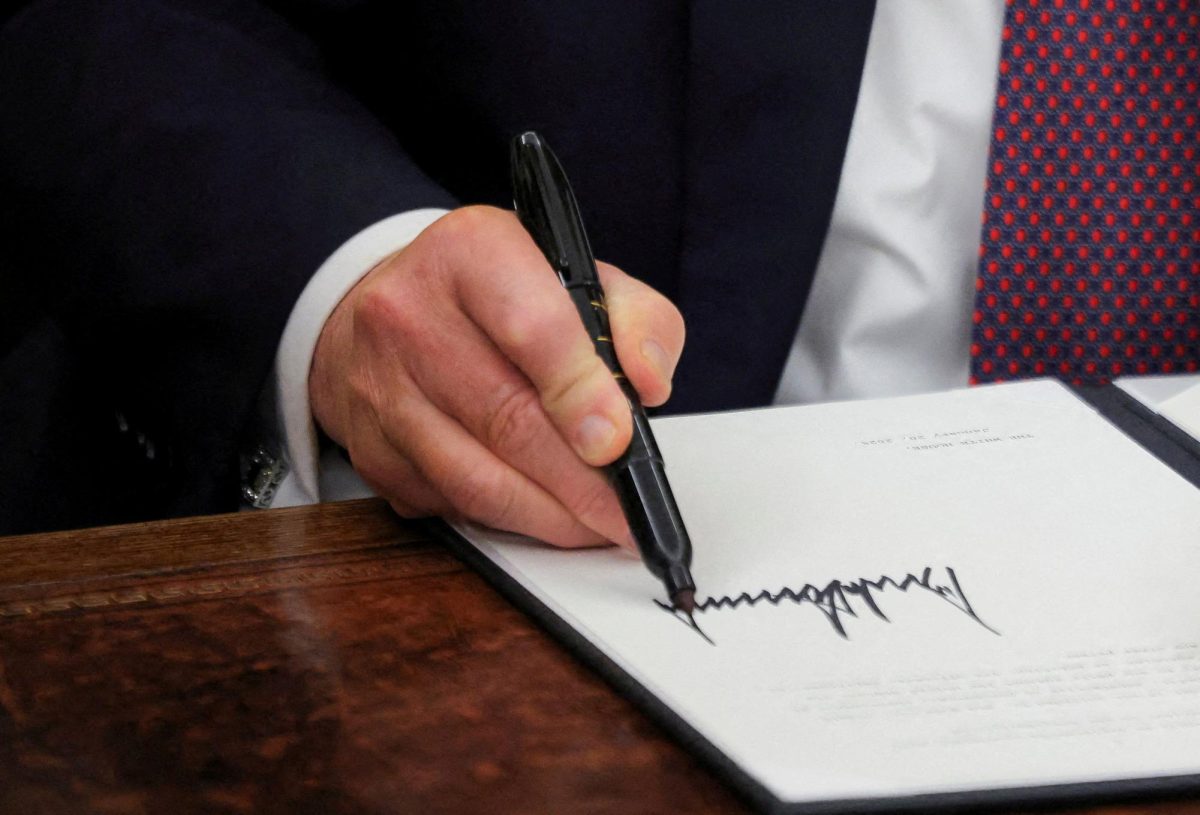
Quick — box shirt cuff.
[272,208,450,507]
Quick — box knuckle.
[354,284,401,331]
[568,479,616,527]
[448,465,516,526]
[430,204,506,245]
[355,282,426,346]
[495,308,544,356]
[424,205,527,297]
[483,382,546,454]
[541,354,607,414]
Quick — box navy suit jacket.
[0,0,875,532]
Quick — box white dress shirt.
[773,0,1005,404]
[270,1,1009,506]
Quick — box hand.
[309,205,685,549]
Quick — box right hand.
[309,205,686,550]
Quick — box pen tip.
[673,588,695,616]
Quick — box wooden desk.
[0,500,1195,815]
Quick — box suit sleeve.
[0,0,457,518]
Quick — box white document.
[1114,373,1200,410]
[453,379,1200,809]
[1159,383,1200,443]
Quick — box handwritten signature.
[656,567,999,641]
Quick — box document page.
[454,380,1200,807]
[1159,383,1200,443]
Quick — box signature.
[656,567,998,641]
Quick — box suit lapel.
[672,1,876,412]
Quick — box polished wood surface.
[0,500,1196,815]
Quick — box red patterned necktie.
[971,0,1200,384]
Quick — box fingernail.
[576,414,617,462]
[641,338,674,382]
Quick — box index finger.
[442,208,633,467]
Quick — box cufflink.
[240,444,289,509]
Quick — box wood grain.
[0,500,745,815]
[0,498,423,586]
[0,500,1196,814]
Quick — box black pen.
[510,131,702,627]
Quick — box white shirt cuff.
[271,208,450,507]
